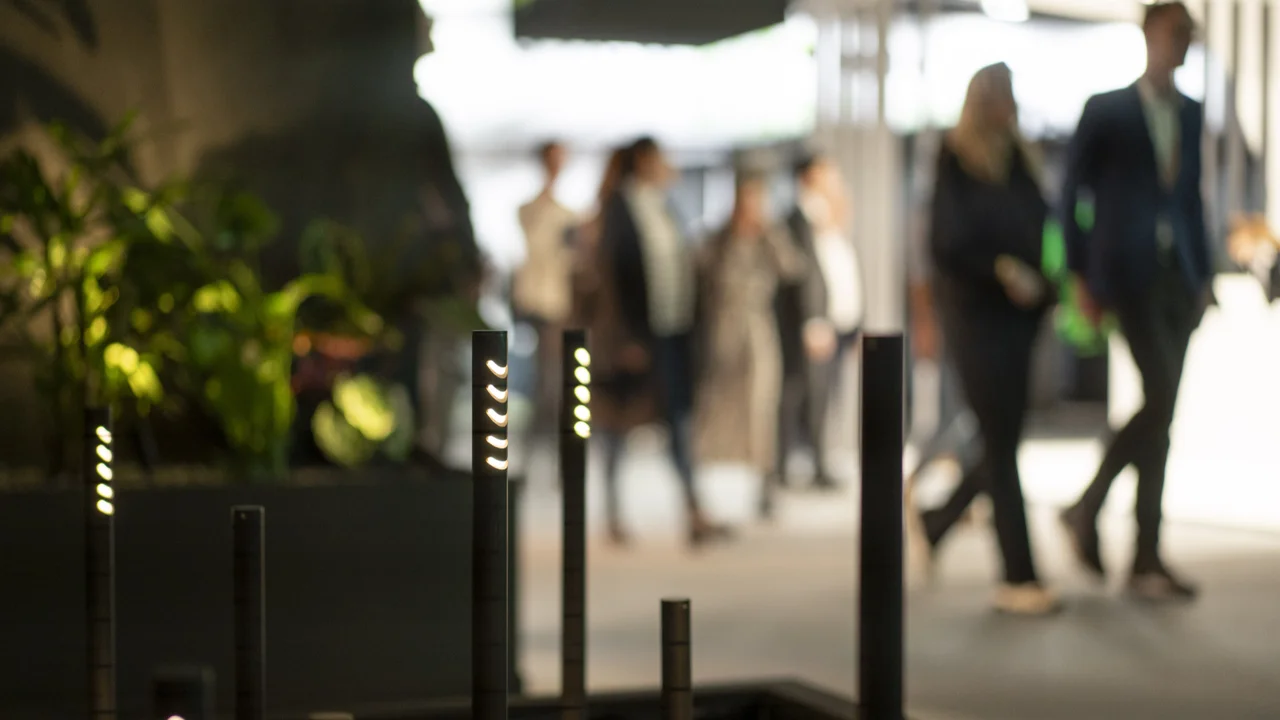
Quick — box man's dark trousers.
[1076,255,1201,569]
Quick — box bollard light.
[661,599,693,720]
[232,507,266,720]
[84,406,117,720]
[559,331,589,720]
[471,330,510,720]
[858,335,906,720]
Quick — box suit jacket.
[776,207,829,375]
[1061,83,1212,307]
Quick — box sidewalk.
[514,440,1280,720]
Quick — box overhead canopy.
[513,0,791,46]
[511,0,1130,47]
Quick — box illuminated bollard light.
[560,330,590,720]
[471,330,510,720]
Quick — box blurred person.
[1059,2,1211,602]
[591,137,733,549]
[918,62,1059,615]
[571,146,658,545]
[693,170,805,520]
[775,154,864,491]
[514,141,579,433]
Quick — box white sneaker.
[993,583,1063,616]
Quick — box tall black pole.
[858,334,905,720]
[472,330,510,720]
[232,506,266,720]
[660,599,693,720]
[85,407,116,720]
[560,330,590,720]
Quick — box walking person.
[920,62,1059,615]
[1059,2,1212,602]
[595,137,734,549]
[693,170,805,520]
[514,140,579,433]
[775,154,864,491]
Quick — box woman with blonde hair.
[912,62,1059,615]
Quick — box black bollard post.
[85,407,116,720]
[232,506,266,720]
[472,330,510,720]
[560,330,590,720]
[858,334,905,720]
[660,599,693,720]
[152,666,214,720]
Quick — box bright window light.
[981,0,1030,23]
[486,408,509,427]
[486,384,508,402]
[486,435,509,449]
[96,483,113,499]
[573,348,591,367]
[96,499,114,516]
[486,360,509,379]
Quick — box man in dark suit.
[1059,1,1212,602]
[774,154,863,495]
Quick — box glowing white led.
[486,384,508,402]
[486,408,508,427]
[486,360,508,379]
[95,426,111,444]
[574,385,590,403]
[574,348,591,367]
[486,457,509,471]
[96,463,113,481]
[574,367,590,385]
[96,483,113,499]
[96,499,114,515]
[574,405,591,422]
[96,445,112,463]
[573,421,591,438]
[486,435,509,449]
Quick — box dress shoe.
[1128,563,1199,603]
[1060,504,1106,581]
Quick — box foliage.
[312,373,414,468]
[0,116,382,476]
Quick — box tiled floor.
[512,439,1280,720]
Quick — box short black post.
[858,334,905,719]
[152,666,215,720]
[232,506,266,720]
[560,330,591,720]
[472,330,510,720]
[660,599,693,720]
[85,407,116,720]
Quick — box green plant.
[0,116,382,477]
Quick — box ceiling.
[512,0,1143,46]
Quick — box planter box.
[0,467,523,719]
[282,680,873,720]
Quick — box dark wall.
[0,480,478,718]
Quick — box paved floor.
[513,437,1280,720]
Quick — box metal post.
[858,335,905,720]
[85,407,116,720]
[560,330,590,720]
[471,330,510,720]
[1263,1,1273,221]
[152,666,214,720]
[1226,0,1246,224]
[232,506,266,720]
[660,599,693,720]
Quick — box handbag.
[1041,201,1117,357]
